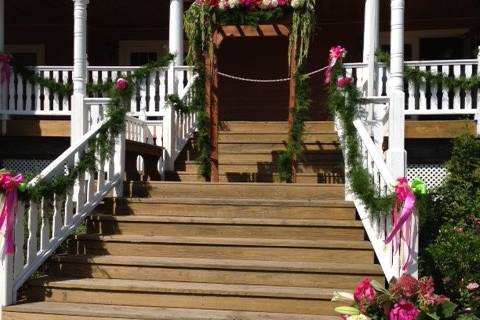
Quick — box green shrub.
[419,134,480,318]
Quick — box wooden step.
[167,171,344,184]
[218,152,342,163]
[125,181,345,200]
[219,142,340,153]
[50,255,384,289]
[27,278,344,315]
[87,214,365,240]
[220,121,336,133]
[3,302,339,320]
[103,197,356,220]
[71,234,374,263]
[218,132,339,144]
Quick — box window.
[5,44,45,65]
[119,41,168,66]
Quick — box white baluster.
[40,198,50,252]
[62,71,70,112]
[86,169,95,204]
[43,71,52,112]
[26,201,38,266]
[453,65,461,111]
[418,66,427,112]
[441,65,450,110]
[465,64,473,111]
[430,66,438,112]
[97,158,105,193]
[64,186,74,226]
[16,74,24,112]
[147,71,156,119]
[407,73,415,112]
[14,202,26,279]
[52,194,63,238]
[53,71,60,113]
[159,70,166,112]
[24,78,33,114]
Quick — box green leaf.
[437,301,457,318]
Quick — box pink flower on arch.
[354,278,377,305]
[325,46,348,84]
[389,300,420,320]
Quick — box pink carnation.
[467,282,479,291]
[354,278,377,305]
[390,274,420,298]
[390,301,420,320]
[337,77,353,88]
[115,78,129,91]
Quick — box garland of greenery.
[183,1,317,181]
[377,51,480,91]
[327,59,395,214]
[7,54,174,202]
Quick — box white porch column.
[169,0,184,66]
[363,0,379,96]
[164,0,184,171]
[71,0,89,144]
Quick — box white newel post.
[71,0,89,144]
[0,198,14,309]
[0,0,6,136]
[164,0,184,171]
[387,0,416,279]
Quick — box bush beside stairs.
[2,121,385,320]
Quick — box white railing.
[336,93,414,281]
[0,65,195,119]
[0,105,125,305]
[344,59,479,120]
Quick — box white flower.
[218,0,228,9]
[227,0,240,8]
[331,291,355,303]
[290,0,305,8]
[270,0,278,7]
[347,315,371,320]
[260,0,270,9]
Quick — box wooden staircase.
[2,121,385,320]
[167,121,345,183]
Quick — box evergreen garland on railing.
[10,54,174,202]
[377,51,480,91]
[183,0,317,181]
[327,59,395,215]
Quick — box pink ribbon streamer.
[325,46,347,85]
[0,172,24,255]
[384,177,416,273]
[0,54,12,86]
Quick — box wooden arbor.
[204,24,298,182]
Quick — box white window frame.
[118,40,168,66]
[380,28,469,60]
[5,43,45,65]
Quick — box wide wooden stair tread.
[4,302,338,320]
[73,233,373,249]
[51,255,383,275]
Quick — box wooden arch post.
[204,24,296,182]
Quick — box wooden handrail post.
[288,39,298,183]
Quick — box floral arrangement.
[193,0,307,10]
[333,275,456,320]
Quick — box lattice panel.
[407,164,448,190]
[1,159,52,176]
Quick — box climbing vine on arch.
[176,0,318,181]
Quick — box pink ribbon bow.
[0,54,12,86]
[0,172,24,255]
[325,46,347,85]
[384,177,416,273]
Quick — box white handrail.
[1,109,125,305]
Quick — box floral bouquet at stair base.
[332,275,456,320]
